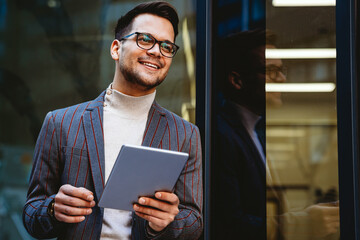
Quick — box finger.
[134,211,168,230]
[325,207,340,217]
[133,204,170,220]
[323,221,340,235]
[324,215,340,223]
[329,221,340,229]
[56,194,95,208]
[138,197,177,214]
[318,201,339,207]
[55,204,92,217]
[155,192,179,205]
[54,211,86,223]
[60,184,94,201]
[317,206,340,216]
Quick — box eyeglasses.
[266,66,287,81]
[119,32,179,58]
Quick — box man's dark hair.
[114,1,179,41]
[266,29,277,46]
[217,30,265,100]
[219,30,265,80]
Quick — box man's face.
[231,46,266,115]
[266,44,286,107]
[116,14,174,95]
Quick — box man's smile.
[138,57,162,70]
[139,61,159,69]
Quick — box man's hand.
[133,192,180,232]
[305,201,340,237]
[53,184,95,223]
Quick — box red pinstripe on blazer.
[23,91,203,240]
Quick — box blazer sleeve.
[136,125,203,240]
[22,111,64,239]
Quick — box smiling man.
[23,2,203,240]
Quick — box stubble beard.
[119,61,166,91]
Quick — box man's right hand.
[53,184,95,223]
[305,201,340,237]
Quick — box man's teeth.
[141,62,159,69]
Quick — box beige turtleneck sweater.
[100,85,155,240]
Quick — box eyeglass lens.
[136,33,176,57]
[266,66,287,81]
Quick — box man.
[23,2,203,240]
[265,31,286,107]
[212,30,267,240]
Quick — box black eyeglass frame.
[266,66,287,82]
[118,32,180,58]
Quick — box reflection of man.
[23,2,202,239]
[212,30,340,240]
[265,33,286,107]
[212,30,266,239]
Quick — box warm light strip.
[272,0,335,7]
[266,83,336,92]
[266,48,336,59]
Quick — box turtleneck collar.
[104,84,156,119]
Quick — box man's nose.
[146,43,161,57]
[277,71,286,83]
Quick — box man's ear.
[228,71,243,90]
[110,39,121,60]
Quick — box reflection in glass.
[266,2,340,239]
[211,30,266,239]
[210,1,266,239]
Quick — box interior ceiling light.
[266,83,336,92]
[266,48,336,59]
[272,0,335,7]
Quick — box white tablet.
[98,144,189,211]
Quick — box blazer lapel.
[82,98,167,199]
[142,101,167,148]
[82,92,105,200]
[234,123,266,180]
[221,103,266,181]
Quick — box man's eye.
[161,43,173,53]
[267,67,281,72]
[139,34,154,44]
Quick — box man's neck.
[112,78,156,97]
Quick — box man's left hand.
[133,192,180,232]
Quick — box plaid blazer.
[23,91,203,240]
